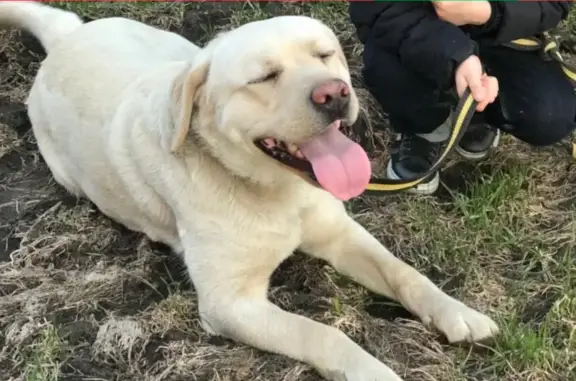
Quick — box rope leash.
[363,32,576,195]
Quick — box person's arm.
[350,2,476,88]
[479,1,573,42]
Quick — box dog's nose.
[310,79,351,120]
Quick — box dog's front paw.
[324,368,404,381]
[321,355,405,381]
[421,293,499,344]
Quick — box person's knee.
[510,109,575,147]
[518,118,574,147]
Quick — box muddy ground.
[0,2,574,381]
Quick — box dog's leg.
[299,199,499,344]
[183,247,405,381]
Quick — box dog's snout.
[310,79,350,120]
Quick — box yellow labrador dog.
[0,2,499,380]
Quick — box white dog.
[0,2,499,380]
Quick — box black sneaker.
[456,123,500,160]
[386,134,442,195]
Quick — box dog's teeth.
[288,144,298,154]
[288,144,305,159]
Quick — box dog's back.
[0,1,200,108]
[0,2,203,247]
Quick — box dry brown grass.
[0,2,574,381]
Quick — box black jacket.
[349,1,572,87]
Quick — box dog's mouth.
[254,120,372,201]
[255,137,315,179]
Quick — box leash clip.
[539,33,557,62]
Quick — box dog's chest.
[231,203,304,256]
[250,209,303,250]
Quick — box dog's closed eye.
[315,50,335,62]
[249,69,282,85]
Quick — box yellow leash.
[504,32,576,160]
[364,32,576,195]
[503,32,576,85]
[364,88,477,195]
[504,32,576,159]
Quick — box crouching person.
[349,1,575,194]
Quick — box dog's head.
[171,16,372,201]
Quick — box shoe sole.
[455,130,501,161]
[386,161,439,195]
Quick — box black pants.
[362,37,576,146]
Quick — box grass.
[0,1,575,381]
[24,324,64,381]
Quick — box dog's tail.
[0,1,83,53]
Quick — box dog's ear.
[171,60,210,152]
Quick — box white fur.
[0,2,499,380]
[0,1,82,52]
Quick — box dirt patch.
[179,2,240,44]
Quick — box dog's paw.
[421,293,499,344]
[324,368,404,381]
[321,356,404,381]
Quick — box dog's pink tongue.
[298,123,371,201]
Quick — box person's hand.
[455,55,498,112]
[433,1,492,26]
